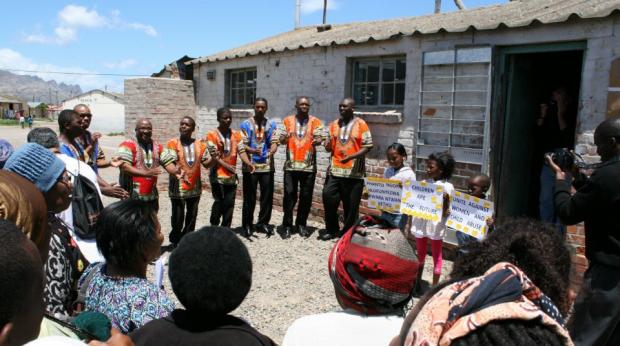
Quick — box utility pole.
[48,88,51,105]
[322,0,327,24]
[295,0,301,28]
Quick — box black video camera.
[545,148,575,171]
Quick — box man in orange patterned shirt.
[278,96,323,238]
[204,108,253,228]
[321,97,373,240]
[166,116,209,246]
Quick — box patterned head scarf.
[0,170,49,256]
[403,262,573,346]
[0,139,14,168]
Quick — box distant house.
[0,95,26,119]
[62,89,125,134]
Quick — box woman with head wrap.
[391,219,573,346]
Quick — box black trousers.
[210,181,237,227]
[570,262,620,345]
[322,175,364,234]
[242,172,274,228]
[169,196,200,245]
[282,171,316,227]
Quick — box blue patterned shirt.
[239,117,278,173]
[79,263,175,333]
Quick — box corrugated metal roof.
[190,0,620,64]
[0,95,24,104]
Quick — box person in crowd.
[536,86,576,234]
[116,119,178,211]
[279,96,324,238]
[0,170,49,258]
[129,227,275,345]
[27,127,104,264]
[381,143,415,230]
[205,108,252,228]
[283,217,418,346]
[392,218,573,346]
[58,109,127,199]
[0,139,14,168]
[73,104,111,173]
[239,98,279,238]
[321,97,373,240]
[78,199,175,334]
[19,113,25,129]
[27,114,33,129]
[3,143,81,317]
[0,219,46,346]
[455,174,494,253]
[165,116,208,247]
[548,116,620,345]
[407,151,454,286]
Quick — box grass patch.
[106,131,125,136]
[0,119,19,126]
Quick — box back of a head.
[3,143,65,193]
[328,218,419,315]
[27,127,59,149]
[451,218,571,314]
[169,227,252,315]
[0,220,45,346]
[0,139,14,169]
[0,170,49,258]
[451,319,567,346]
[57,109,75,133]
[95,199,157,267]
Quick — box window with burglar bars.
[352,56,406,107]
[416,47,492,169]
[227,68,257,107]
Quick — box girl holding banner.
[408,151,455,286]
[381,143,416,230]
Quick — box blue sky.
[0,0,505,93]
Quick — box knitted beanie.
[328,215,419,315]
[0,139,13,168]
[3,143,65,192]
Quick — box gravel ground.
[3,124,453,344]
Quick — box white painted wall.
[62,90,125,134]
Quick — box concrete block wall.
[124,78,196,144]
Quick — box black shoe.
[319,231,337,241]
[258,224,273,237]
[282,226,292,239]
[298,225,309,238]
[242,226,253,238]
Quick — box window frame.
[226,67,257,108]
[350,55,407,109]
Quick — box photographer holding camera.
[537,86,576,234]
[547,116,620,345]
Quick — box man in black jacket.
[548,116,620,345]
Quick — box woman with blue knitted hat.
[4,142,82,317]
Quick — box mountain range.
[0,70,82,104]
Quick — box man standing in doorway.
[166,116,208,247]
[549,116,620,345]
[321,97,373,240]
[240,98,279,238]
[116,118,178,210]
[279,96,324,238]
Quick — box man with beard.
[321,97,373,240]
[57,108,127,199]
[116,118,179,210]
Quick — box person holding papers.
[408,151,455,287]
[380,143,415,230]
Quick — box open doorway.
[493,44,584,220]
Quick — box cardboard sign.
[400,180,444,222]
[447,191,494,239]
[365,177,403,213]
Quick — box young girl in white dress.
[380,143,416,230]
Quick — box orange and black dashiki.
[205,129,243,185]
[281,115,323,172]
[166,138,208,199]
[326,117,373,179]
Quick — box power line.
[0,67,148,77]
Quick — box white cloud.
[103,59,137,69]
[0,48,124,92]
[301,0,340,15]
[127,23,157,37]
[23,5,157,45]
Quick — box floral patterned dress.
[79,263,175,333]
